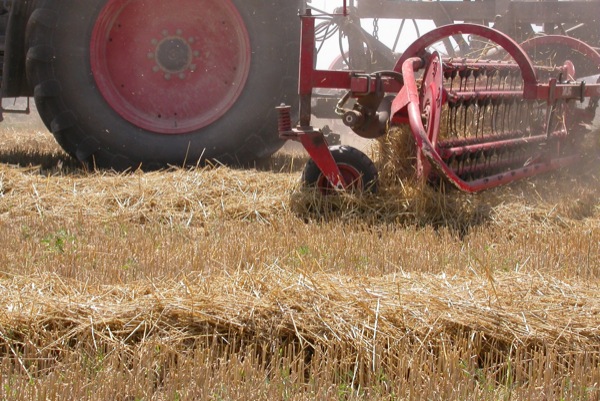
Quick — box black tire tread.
[25,0,300,169]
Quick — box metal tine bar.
[462,97,469,138]
[480,97,491,138]
[498,98,505,135]
[454,102,460,137]
[439,130,565,160]
[446,103,456,138]
[515,99,523,133]
[508,98,515,134]
[446,91,522,103]
[452,154,540,179]
[507,100,515,135]
[477,96,484,138]
[438,129,536,148]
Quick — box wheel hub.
[153,35,193,76]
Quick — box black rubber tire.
[302,145,378,194]
[25,0,300,170]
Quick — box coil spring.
[276,104,292,133]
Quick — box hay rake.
[277,10,600,193]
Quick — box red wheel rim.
[316,163,363,193]
[90,0,251,134]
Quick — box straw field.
[0,114,599,400]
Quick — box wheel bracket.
[298,130,347,189]
[277,104,347,189]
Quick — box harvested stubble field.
[0,115,599,401]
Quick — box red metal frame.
[279,10,600,193]
[391,55,579,192]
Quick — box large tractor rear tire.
[25,0,300,169]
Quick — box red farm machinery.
[279,1,600,192]
[0,0,599,174]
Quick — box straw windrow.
[0,124,599,399]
